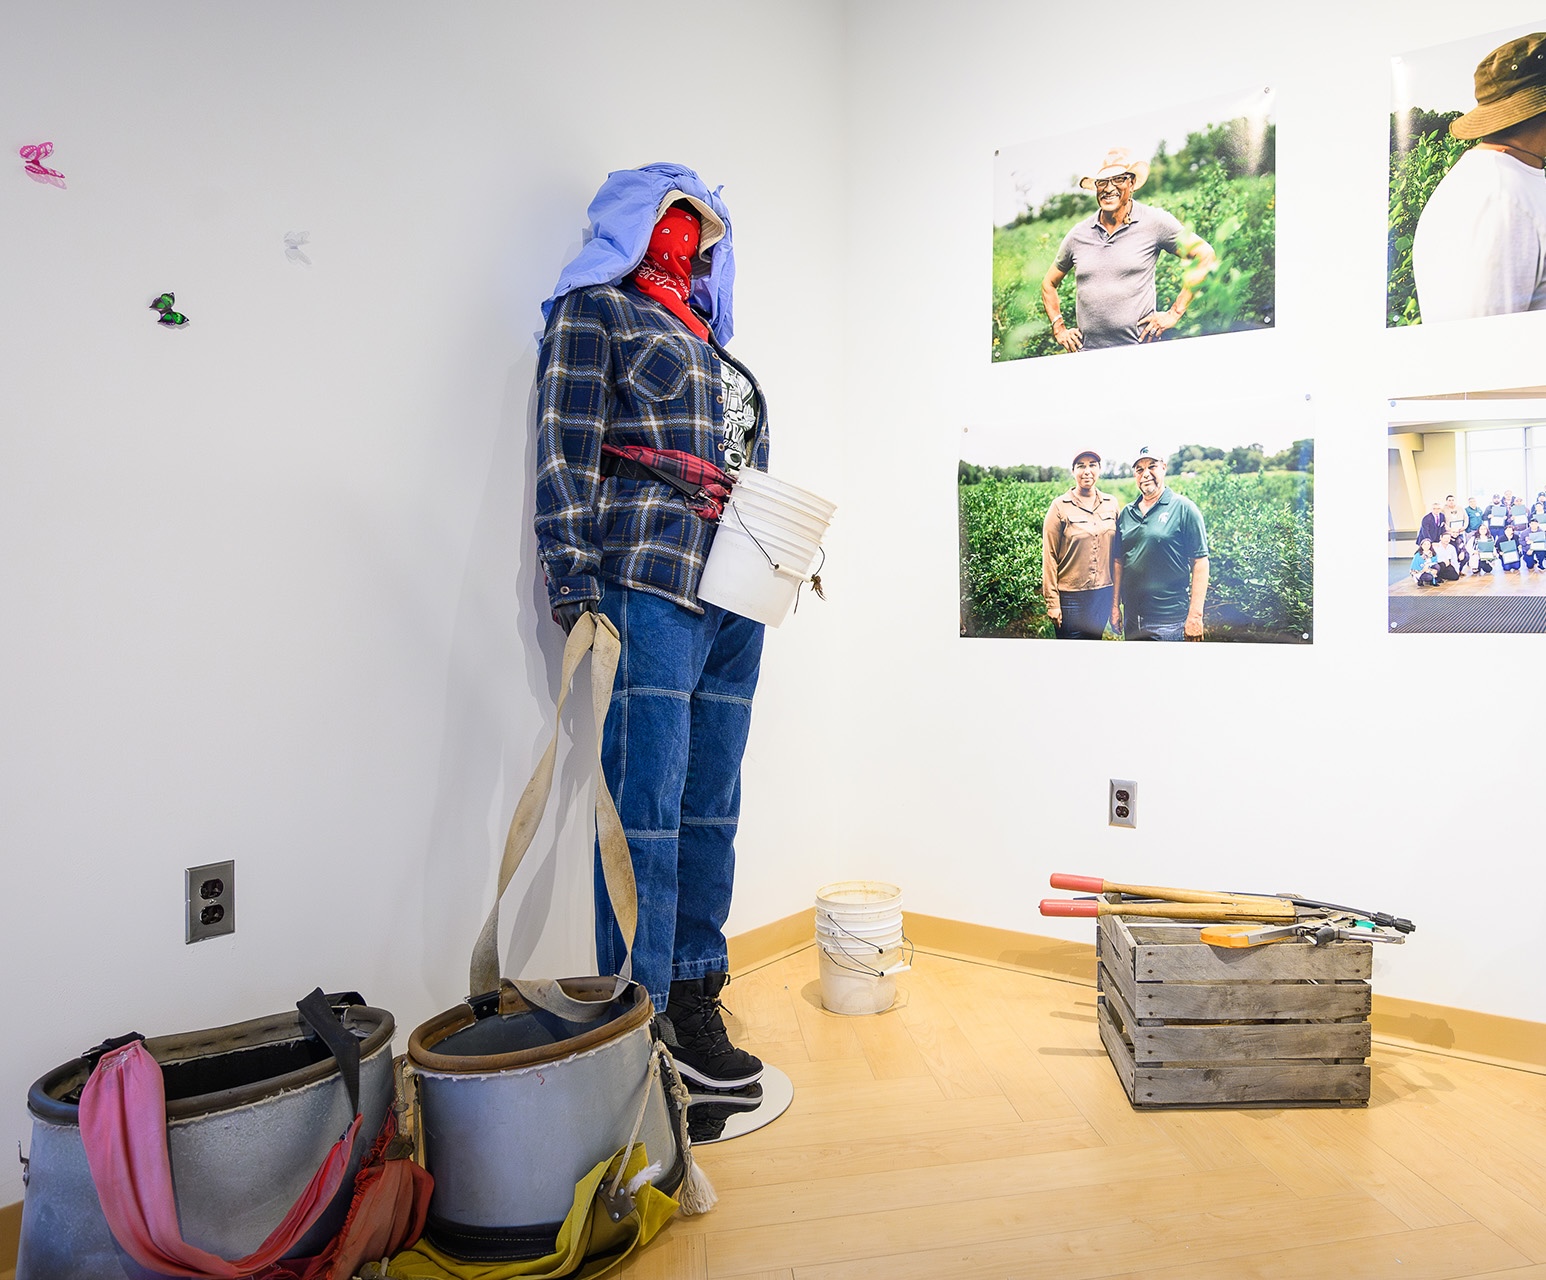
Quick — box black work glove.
[553,601,595,634]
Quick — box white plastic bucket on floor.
[814,880,909,1015]
[697,471,835,627]
[818,946,907,1016]
[816,881,904,920]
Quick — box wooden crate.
[1096,904,1372,1109]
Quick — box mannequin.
[533,163,767,1092]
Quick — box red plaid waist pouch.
[600,444,733,520]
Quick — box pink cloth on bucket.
[78,1040,362,1279]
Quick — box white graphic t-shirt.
[719,360,758,475]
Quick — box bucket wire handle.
[726,498,822,585]
[817,896,911,977]
[820,932,914,978]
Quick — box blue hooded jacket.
[540,162,736,344]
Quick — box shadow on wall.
[412,356,596,1011]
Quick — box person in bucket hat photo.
[1040,146,1217,351]
[1413,32,1546,322]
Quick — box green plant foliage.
[1187,470,1314,640]
[958,463,1314,641]
[958,479,1061,636]
[1387,109,1472,327]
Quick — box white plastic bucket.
[736,469,838,522]
[696,471,835,627]
[817,946,907,1016]
[814,880,909,1015]
[815,881,903,920]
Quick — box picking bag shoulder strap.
[467,611,637,1022]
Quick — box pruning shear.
[1198,916,1408,949]
[1039,873,1415,935]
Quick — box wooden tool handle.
[1048,873,1287,909]
[1040,899,1296,923]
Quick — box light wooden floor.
[1388,563,1546,596]
[618,946,1546,1280]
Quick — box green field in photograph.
[993,118,1277,361]
[959,467,1313,641]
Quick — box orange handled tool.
[1048,873,1288,908]
[1039,898,1298,923]
[1040,873,1299,923]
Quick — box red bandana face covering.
[630,206,709,339]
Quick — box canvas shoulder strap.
[467,611,637,1021]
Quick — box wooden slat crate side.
[1098,939,1144,1024]
[1102,900,1374,983]
[1132,937,1372,982]
[1097,996,1139,1100]
[1096,1000,1370,1108]
[1131,979,1371,1023]
[1097,912,1133,983]
[1131,1061,1370,1107]
[1099,960,1143,1047]
[1131,1020,1372,1065]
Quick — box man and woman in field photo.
[1041,446,1209,641]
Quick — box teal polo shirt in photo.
[1054,200,1185,349]
[1117,487,1209,623]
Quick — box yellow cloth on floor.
[382,1145,678,1280]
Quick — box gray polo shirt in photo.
[1054,200,1185,349]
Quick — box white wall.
[0,0,849,1202]
[837,0,1546,1033]
[4,0,1544,1213]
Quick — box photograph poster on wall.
[991,87,1276,363]
[1388,23,1546,327]
[959,398,1314,643]
[1389,389,1546,634]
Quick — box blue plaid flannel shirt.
[534,283,770,613]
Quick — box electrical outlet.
[185,860,235,943]
[1109,779,1137,828]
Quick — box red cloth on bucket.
[267,1111,434,1280]
[78,1040,362,1279]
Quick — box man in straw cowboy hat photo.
[1040,146,1217,351]
[1413,32,1546,322]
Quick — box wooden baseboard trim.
[1,1196,18,1278]
[728,907,815,974]
[1370,993,1546,1073]
[728,910,1546,1074]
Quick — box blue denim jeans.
[593,583,763,1010]
[1054,586,1114,640]
[1125,614,1187,642]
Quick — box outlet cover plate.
[186,860,236,943]
[1109,779,1137,828]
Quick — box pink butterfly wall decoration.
[20,142,66,187]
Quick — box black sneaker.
[687,1083,763,1143]
[659,973,764,1088]
[687,1079,763,1110]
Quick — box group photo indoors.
[1389,388,1546,635]
[992,87,1276,361]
